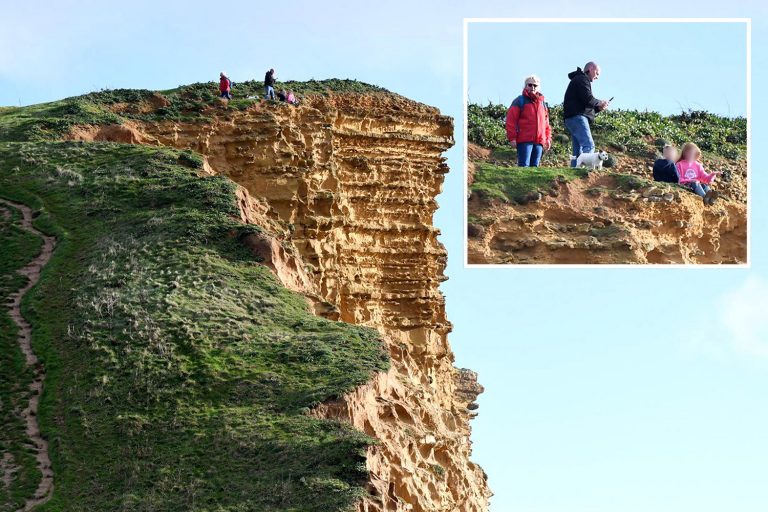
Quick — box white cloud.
[718,277,768,358]
[680,276,768,361]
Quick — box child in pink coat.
[676,142,721,205]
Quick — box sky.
[467,22,748,116]
[2,2,768,511]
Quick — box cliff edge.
[467,102,747,265]
[0,81,490,511]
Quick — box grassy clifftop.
[468,102,748,204]
[0,111,389,510]
[0,78,389,142]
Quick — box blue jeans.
[220,91,231,100]
[564,115,595,167]
[517,143,543,167]
[265,85,275,100]
[686,182,710,197]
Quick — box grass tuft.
[471,163,588,202]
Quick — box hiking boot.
[704,190,718,205]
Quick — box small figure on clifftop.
[505,75,552,167]
[563,62,611,167]
[276,89,298,106]
[219,72,232,101]
[653,144,680,184]
[264,68,276,100]
[677,142,720,205]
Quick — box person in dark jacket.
[653,144,680,183]
[505,75,552,167]
[264,68,276,100]
[563,62,610,167]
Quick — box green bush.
[468,102,747,161]
[177,150,204,169]
[467,103,508,148]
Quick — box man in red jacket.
[505,75,552,167]
[219,72,232,100]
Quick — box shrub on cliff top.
[468,101,747,161]
[603,154,618,168]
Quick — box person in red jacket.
[505,75,552,167]
[219,72,232,100]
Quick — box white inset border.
[462,17,752,269]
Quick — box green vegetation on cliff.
[471,163,588,203]
[0,79,389,142]
[468,101,747,162]
[468,101,747,204]
[0,93,389,510]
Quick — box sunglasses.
[526,83,539,88]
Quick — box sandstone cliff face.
[111,95,490,511]
[468,154,747,265]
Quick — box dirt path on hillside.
[0,199,56,511]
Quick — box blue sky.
[2,2,768,511]
[467,22,747,116]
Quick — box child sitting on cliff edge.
[652,144,680,184]
[676,142,720,205]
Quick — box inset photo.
[464,19,749,266]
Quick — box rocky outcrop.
[468,172,747,264]
[109,94,490,511]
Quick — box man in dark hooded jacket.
[264,68,276,100]
[563,62,610,167]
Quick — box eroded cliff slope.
[468,150,747,264]
[0,141,391,511]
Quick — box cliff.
[0,82,490,510]
[135,93,490,511]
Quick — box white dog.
[575,150,609,170]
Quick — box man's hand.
[598,100,610,110]
[509,140,517,148]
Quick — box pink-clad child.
[676,142,721,205]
